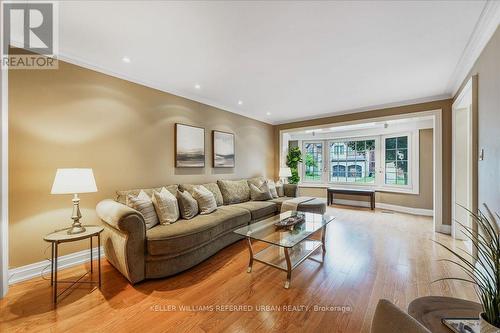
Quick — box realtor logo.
[1,1,58,69]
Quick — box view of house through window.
[330,140,375,183]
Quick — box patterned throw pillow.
[176,190,199,220]
[152,187,180,225]
[126,190,159,229]
[267,180,279,198]
[275,180,285,197]
[249,181,272,201]
[180,183,224,207]
[217,179,250,204]
[192,186,217,215]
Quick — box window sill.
[298,182,419,195]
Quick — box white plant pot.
[480,313,500,333]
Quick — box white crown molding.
[6,39,273,125]
[8,246,104,285]
[273,94,451,125]
[56,52,274,126]
[447,0,500,96]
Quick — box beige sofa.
[96,178,326,284]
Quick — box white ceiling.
[54,1,490,124]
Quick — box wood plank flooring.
[0,206,478,333]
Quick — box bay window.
[301,131,419,194]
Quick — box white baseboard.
[8,246,104,285]
[330,198,434,216]
[376,203,434,217]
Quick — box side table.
[43,225,104,304]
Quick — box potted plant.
[286,147,303,184]
[435,204,500,332]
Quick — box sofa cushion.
[268,196,295,210]
[249,181,272,201]
[267,180,279,198]
[152,187,180,224]
[126,190,159,230]
[180,183,224,207]
[177,190,199,220]
[192,186,217,215]
[247,176,266,187]
[146,206,251,256]
[217,179,250,204]
[116,185,178,204]
[283,184,298,197]
[231,201,277,220]
[275,180,285,197]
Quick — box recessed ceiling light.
[238,100,243,105]
[194,84,201,89]
[122,56,131,63]
[266,112,271,116]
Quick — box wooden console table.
[327,188,376,210]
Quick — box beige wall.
[275,99,452,224]
[9,61,274,268]
[456,26,500,214]
[299,129,434,210]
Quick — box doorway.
[452,77,476,240]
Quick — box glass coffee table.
[234,211,335,289]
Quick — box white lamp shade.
[51,168,98,194]
[279,167,292,177]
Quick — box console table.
[327,188,376,210]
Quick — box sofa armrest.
[96,199,146,284]
[283,184,298,197]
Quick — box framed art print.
[212,130,235,168]
[175,123,205,168]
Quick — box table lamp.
[279,167,292,183]
[51,168,98,234]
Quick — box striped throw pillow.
[126,190,159,229]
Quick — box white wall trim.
[1,56,9,298]
[448,0,500,95]
[8,246,104,285]
[330,198,433,217]
[435,224,452,235]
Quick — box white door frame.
[452,78,473,240]
[1,63,8,298]
[279,109,445,233]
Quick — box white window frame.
[326,136,379,186]
[299,131,420,194]
[302,140,326,183]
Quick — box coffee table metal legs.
[246,238,254,273]
[284,248,292,289]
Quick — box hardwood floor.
[0,206,478,333]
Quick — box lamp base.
[67,194,85,234]
[67,225,86,235]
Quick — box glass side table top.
[234,211,335,248]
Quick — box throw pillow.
[192,185,217,215]
[275,180,285,197]
[126,190,159,229]
[217,179,251,204]
[180,183,224,207]
[249,182,272,201]
[176,190,199,220]
[267,180,279,198]
[152,187,180,225]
